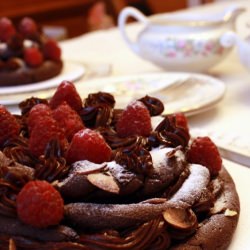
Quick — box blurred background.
[0,0,228,40]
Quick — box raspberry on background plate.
[24,47,44,67]
[0,17,16,42]
[18,17,38,37]
[43,39,62,61]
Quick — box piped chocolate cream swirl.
[149,116,190,148]
[35,139,70,182]
[3,136,38,167]
[0,152,34,218]
[138,95,164,116]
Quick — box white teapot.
[118,6,245,72]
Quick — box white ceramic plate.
[0,61,85,96]
[76,72,226,116]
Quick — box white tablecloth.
[5,0,250,249]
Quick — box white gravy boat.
[118,6,245,72]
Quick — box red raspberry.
[17,180,64,228]
[43,39,61,61]
[52,102,85,141]
[174,113,189,131]
[18,17,38,37]
[116,100,152,137]
[49,81,82,112]
[28,104,52,133]
[0,17,16,42]
[0,105,20,147]
[66,128,112,164]
[168,112,189,134]
[28,116,67,157]
[24,47,44,67]
[187,136,222,176]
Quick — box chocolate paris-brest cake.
[0,81,239,249]
[0,17,63,86]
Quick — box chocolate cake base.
[171,167,240,250]
[0,60,63,87]
[0,166,240,250]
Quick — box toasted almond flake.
[87,171,120,194]
[162,207,197,230]
[224,208,238,217]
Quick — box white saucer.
[76,72,226,116]
[0,61,85,96]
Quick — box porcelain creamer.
[118,6,245,72]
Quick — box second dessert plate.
[0,61,85,95]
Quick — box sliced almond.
[87,171,120,194]
[224,208,238,217]
[163,207,197,230]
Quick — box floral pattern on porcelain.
[148,38,225,58]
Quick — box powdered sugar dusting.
[150,147,171,169]
[170,164,210,207]
[108,161,136,184]
[150,147,185,171]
